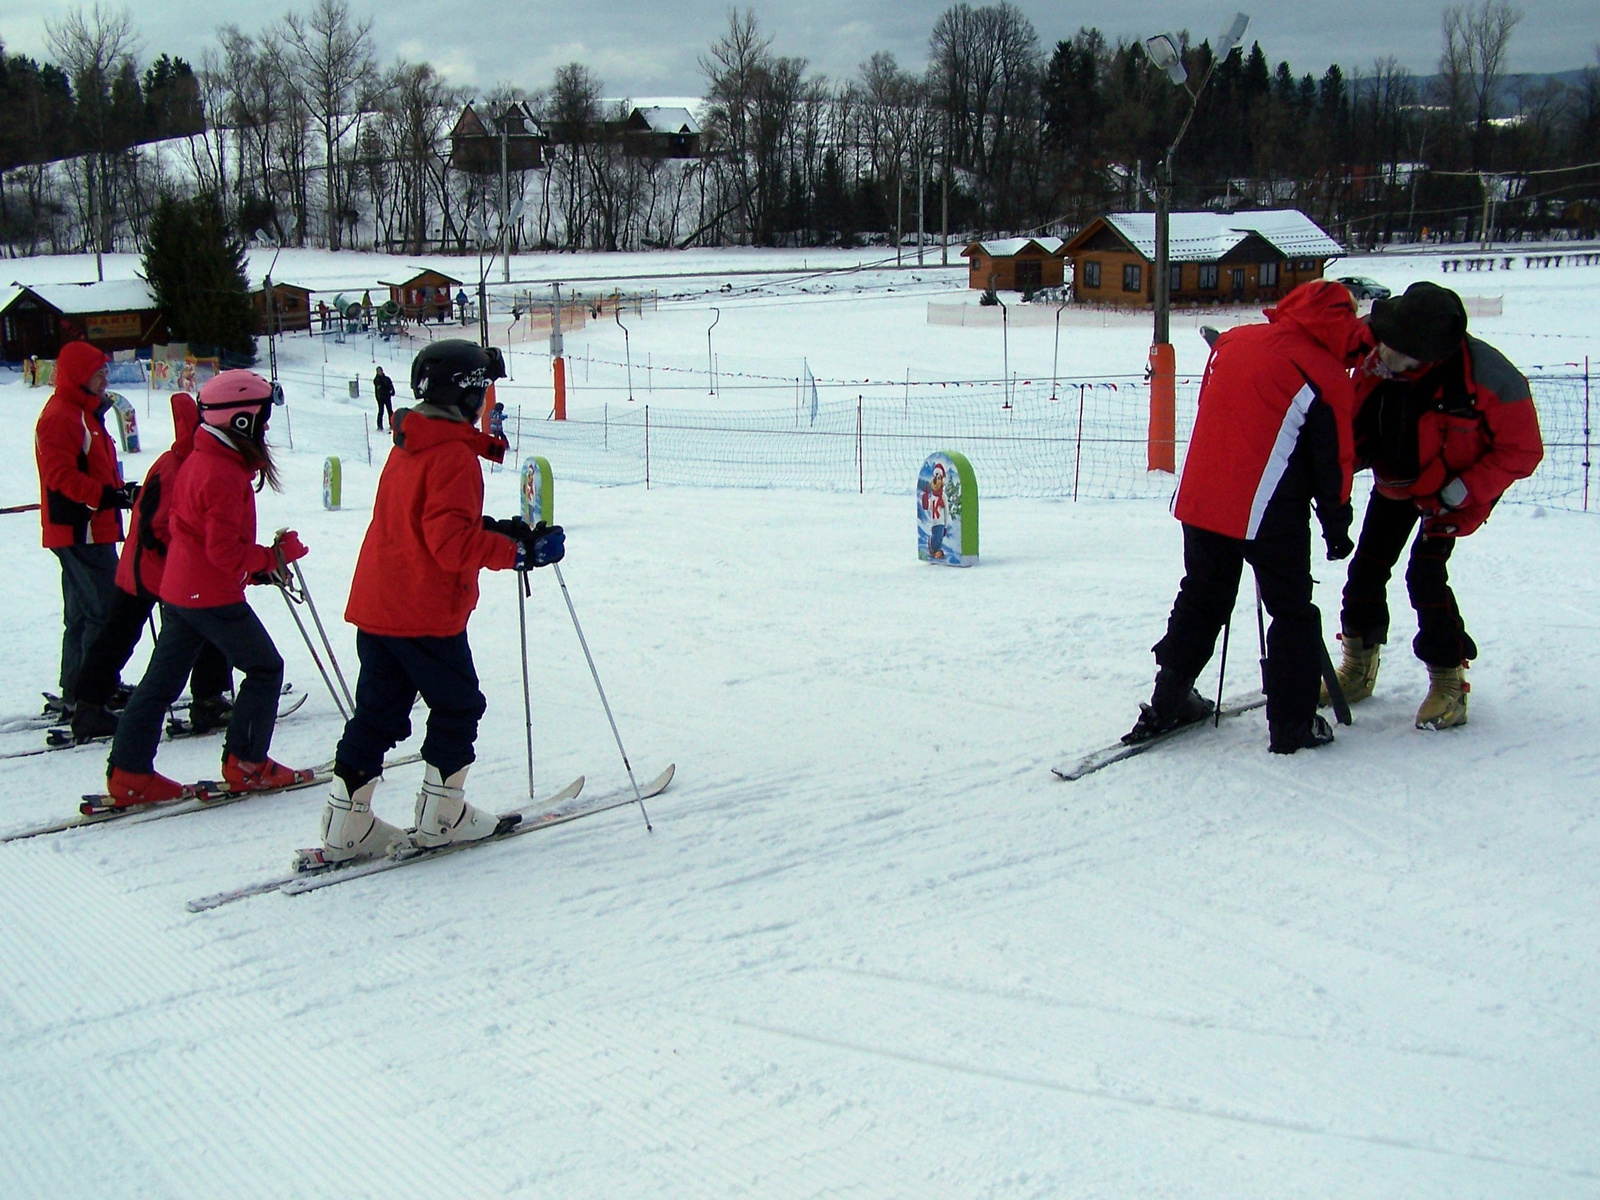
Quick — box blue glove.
[489,516,564,569]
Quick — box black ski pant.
[376,396,394,430]
[52,544,119,702]
[110,601,284,774]
[1339,491,1476,667]
[1153,507,1322,732]
[76,588,233,708]
[336,631,485,781]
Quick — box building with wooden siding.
[251,282,314,334]
[961,238,1066,292]
[449,103,548,174]
[623,107,701,158]
[380,269,464,321]
[1,280,168,361]
[1062,211,1343,308]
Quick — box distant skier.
[1325,282,1543,729]
[373,365,396,430]
[308,339,565,866]
[107,370,311,806]
[34,340,134,722]
[1125,279,1369,754]
[69,392,233,743]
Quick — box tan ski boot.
[1415,662,1470,730]
[1320,633,1380,707]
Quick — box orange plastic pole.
[1147,342,1176,474]
[480,380,497,432]
[553,355,567,421]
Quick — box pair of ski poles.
[276,548,652,830]
[1214,582,1350,726]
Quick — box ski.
[0,753,424,844]
[1052,693,1266,781]
[186,763,673,912]
[22,691,312,754]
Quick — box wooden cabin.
[251,282,313,334]
[380,269,464,322]
[961,238,1066,293]
[1062,211,1342,307]
[1,280,167,361]
[449,102,549,174]
[622,107,701,158]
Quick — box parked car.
[1336,275,1392,300]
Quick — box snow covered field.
[1,245,1598,1198]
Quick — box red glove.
[275,530,308,563]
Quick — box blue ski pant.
[335,631,485,781]
[53,544,119,700]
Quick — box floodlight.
[1215,13,1250,56]
[1144,34,1188,86]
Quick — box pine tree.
[142,192,257,362]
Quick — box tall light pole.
[1141,12,1249,473]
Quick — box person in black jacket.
[374,366,396,430]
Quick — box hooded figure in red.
[69,393,234,744]
[34,340,133,716]
[1127,280,1371,754]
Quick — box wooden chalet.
[449,103,548,174]
[252,282,313,334]
[380,269,464,321]
[1,279,167,361]
[1062,210,1343,307]
[961,238,1066,293]
[622,107,701,158]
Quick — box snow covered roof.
[634,106,700,135]
[12,279,159,314]
[1097,211,1344,263]
[963,237,1065,259]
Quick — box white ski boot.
[313,774,406,864]
[411,764,502,849]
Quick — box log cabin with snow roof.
[1062,211,1344,308]
[961,238,1067,293]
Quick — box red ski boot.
[105,768,191,808]
[222,753,314,793]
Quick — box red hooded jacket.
[159,427,279,609]
[35,341,124,549]
[345,408,518,638]
[115,393,200,598]
[1352,336,1543,537]
[1174,280,1369,540]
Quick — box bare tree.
[281,0,377,248]
[1439,0,1523,168]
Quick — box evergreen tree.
[142,191,257,361]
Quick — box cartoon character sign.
[917,450,979,566]
[322,456,341,510]
[520,456,554,526]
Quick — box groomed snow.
[1,245,1597,1198]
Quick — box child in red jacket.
[306,340,563,866]
[107,370,311,805]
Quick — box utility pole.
[917,145,926,267]
[500,107,512,283]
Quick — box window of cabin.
[1259,261,1279,286]
[1169,264,1182,292]
[1199,263,1219,289]
[1122,263,1142,292]
[1082,260,1101,288]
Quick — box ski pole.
[1215,614,1232,728]
[277,583,349,722]
[517,571,536,799]
[551,563,652,831]
[1255,580,1269,694]
[288,559,355,714]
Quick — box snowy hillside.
[1,245,1597,1198]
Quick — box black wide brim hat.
[1368,281,1468,362]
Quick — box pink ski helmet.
[198,369,275,441]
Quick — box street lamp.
[1142,11,1249,473]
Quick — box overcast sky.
[3,1,1592,98]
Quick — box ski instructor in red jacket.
[1326,281,1543,729]
[1125,279,1370,754]
[34,340,136,719]
[302,340,565,869]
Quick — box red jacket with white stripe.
[1174,281,1369,540]
[1352,336,1543,537]
[115,393,201,599]
[344,407,518,639]
[34,341,124,549]
[159,427,279,609]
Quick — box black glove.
[1319,501,1355,561]
[100,482,138,511]
[485,516,566,568]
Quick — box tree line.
[2,0,1597,260]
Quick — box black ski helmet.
[410,339,505,418]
